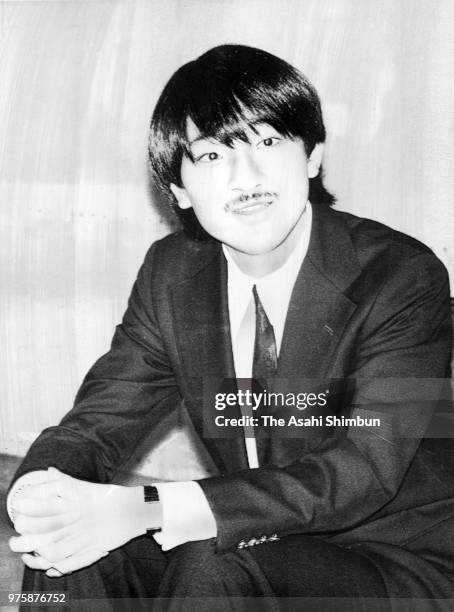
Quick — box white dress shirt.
[8,203,312,551]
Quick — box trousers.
[21,532,453,612]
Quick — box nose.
[228,147,264,191]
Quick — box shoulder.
[137,230,221,287]
[325,210,451,347]
[332,207,448,284]
[334,207,431,256]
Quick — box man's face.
[170,119,323,257]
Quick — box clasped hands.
[9,467,149,577]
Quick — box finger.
[13,511,78,535]
[51,549,108,574]
[25,468,78,500]
[36,534,90,564]
[9,535,34,553]
[14,495,70,517]
[9,526,71,554]
[21,553,54,571]
[25,479,69,500]
[46,568,64,578]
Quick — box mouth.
[233,199,273,215]
[228,192,277,215]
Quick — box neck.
[226,206,307,278]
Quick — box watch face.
[144,485,160,503]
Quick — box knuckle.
[13,499,25,514]
[14,515,28,533]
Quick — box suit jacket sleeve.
[197,250,453,552]
[9,242,180,489]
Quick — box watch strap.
[144,485,161,534]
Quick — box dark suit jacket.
[12,203,454,593]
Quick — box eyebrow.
[187,135,215,146]
[187,120,270,147]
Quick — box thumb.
[46,467,69,485]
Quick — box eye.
[258,136,281,148]
[196,151,221,163]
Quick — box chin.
[227,238,283,257]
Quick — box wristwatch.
[144,485,162,535]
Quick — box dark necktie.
[252,285,277,463]
[252,285,277,382]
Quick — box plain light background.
[1,0,453,456]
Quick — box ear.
[306,143,324,179]
[170,183,192,210]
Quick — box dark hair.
[148,44,335,240]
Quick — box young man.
[7,44,454,608]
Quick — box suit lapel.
[261,204,362,465]
[170,244,249,474]
[277,261,357,379]
[278,203,361,379]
